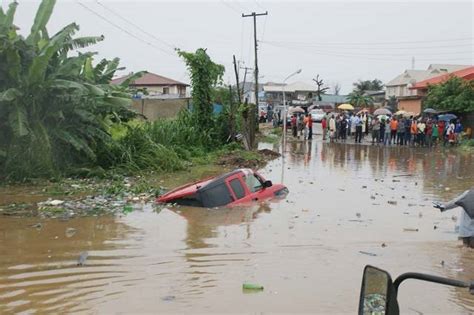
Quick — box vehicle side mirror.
[263,180,272,188]
[359,265,398,315]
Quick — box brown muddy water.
[1,139,474,314]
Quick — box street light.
[282,69,302,144]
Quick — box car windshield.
[244,174,263,192]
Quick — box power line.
[75,1,175,57]
[95,0,176,50]
[220,0,241,14]
[254,0,266,11]
[263,37,473,46]
[262,40,474,51]
[262,41,473,57]
[261,41,473,62]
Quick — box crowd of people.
[288,111,465,147]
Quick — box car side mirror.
[263,180,273,188]
[359,265,398,315]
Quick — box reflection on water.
[1,141,473,313]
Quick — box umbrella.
[288,106,305,114]
[308,105,318,111]
[373,108,392,116]
[338,103,354,111]
[423,108,438,114]
[438,113,457,121]
[440,187,474,219]
[403,112,415,118]
[394,110,406,116]
[357,108,369,115]
[377,115,389,121]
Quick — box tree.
[312,74,329,101]
[333,82,341,96]
[387,95,398,111]
[424,77,474,113]
[177,48,225,132]
[0,0,140,179]
[348,91,374,108]
[353,79,384,93]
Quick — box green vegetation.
[0,0,145,180]
[347,92,374,107]
[424,77,474,113]
[0,0,244,182]
[353,79,384,93]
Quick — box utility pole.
[240,66,252,101]
[242,11,268,147]
[233,55,242,104]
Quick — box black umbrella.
[438,188,474,219]
[423,108,438,114]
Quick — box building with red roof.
[394,65,473,115]
[111,72,189,98]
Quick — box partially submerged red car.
[157,169,288,207]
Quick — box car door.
[225,173,252,205]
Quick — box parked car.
[156,169,288,208]
[310,109,326,122]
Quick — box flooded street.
[1,139,474,314]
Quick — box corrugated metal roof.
[263,81,317,93]
[411,66,474,89]
[386,64,471,87]
[111,72,189,86]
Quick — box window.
[163,87,169,94]
[229,178,245,199]
[244,174,263,193]
[199,183,232,207]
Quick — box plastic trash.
[77,251,88,266]
[403,228,419,232]
[359,251,377,257]
[243,283,264,290]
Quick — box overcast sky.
[9,0,474,94]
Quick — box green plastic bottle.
[242,283,264,290]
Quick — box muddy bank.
[0,147,281,218]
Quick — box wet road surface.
[1,139,474,314]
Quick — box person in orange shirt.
[410,119,418,146]
[303,114,309,140]
[389,117,398,145]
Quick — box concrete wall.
[461,111,474,139]
[131,98,190,121]
[398,99,422,114]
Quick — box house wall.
[387,84,418,98]
[398,99,422,114]
[131,98,190,121]
[133,85,186,97]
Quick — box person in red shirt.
[307,114,313,140]
[321,117,327,140]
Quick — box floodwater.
[1,138,474,314]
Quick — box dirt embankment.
[217,149,281,169]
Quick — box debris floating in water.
[403,228,419,232]
[359,251,377,257]
[243,283,264,291]
[387,201,397,205]
[65,227,76,238]
[77,251,88,266]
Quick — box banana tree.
[0,0,142,179]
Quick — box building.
[111,72,189,98]
[263,81,317,107]
[313,94,348,109]
[239,82,263,105]
[386,64,471,113]
[401,66,474,115]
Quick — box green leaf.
[0,88,21,102]
[27,0,56,44]
[50,79,87,92]
[4,1,18,28]
[8,105,29,137]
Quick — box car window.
[229,178,246,199]
[244,174,263,193]
[199,183,232,207]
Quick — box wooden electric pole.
[242,11,267,147]
[233,55,242,105]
